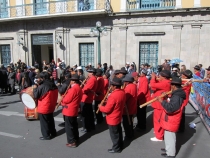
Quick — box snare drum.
[24,106,39,120]
[20,87,37,109]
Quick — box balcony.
[127,0,176,11]
[0,0,112,20]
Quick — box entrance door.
[48,47,54,63]
[139,42,158,72]
[32,45,41,66]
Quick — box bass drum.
[20,87,36,109]
[24,106,39,120]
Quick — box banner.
[190,75,210,133]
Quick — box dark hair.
[40,72,50,80]
[78,69,83,75]
[171,84,181,88]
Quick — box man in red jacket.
[122,74,137,139]
[80,68,97,133]
[99,77,125,153]
[94,69,105,124]
[157,77,186,158]
[179,70,193,132]
[150,70,171,141]
[136,69,151,131]
[61,74,83,148]
[33,72,58,140]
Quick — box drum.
[24,106,39,120]
[20,87,37,109]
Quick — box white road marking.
[0,131,23,138]
[0,111,63,122]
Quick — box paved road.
[0,94,209,158]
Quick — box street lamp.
[89,21,107,64]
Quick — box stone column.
[119,26,128,67]
[173,24,183,59]
[190,24,202,69]
[63,28,70,65]
[17,29,29,65]
[175,0,182,8]
[101,26,112,66]
[55,27,64,61]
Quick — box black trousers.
[81,102,95,131]
[108,124,123,152]
[65,116,79,144]
[179,107,185,132]
[39,113,56,138]
[137,105,147,129]
[94,100,104,124]
[122,115,134,138]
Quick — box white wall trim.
[175,0,182,9]
[194,0,201,8]
[120,0,127,12]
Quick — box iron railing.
[127,0,176,11]
[0,0,112,19]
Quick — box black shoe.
[161,153,167,157]
[161,148,166,152]
[51,133,57,138]
[39,136,51,140]
[107,149,121,153]
[58,122,65,127]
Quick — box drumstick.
[139,91,172,108]
[80,76,89,88]
[96,86,112,114]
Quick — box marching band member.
[103,72,110,95]
[94,69,105,124]
[57,73,71,95]
[150,70,171,141]
[80,68,98,133]
[122,74,137,139]
[179,70,193,132]
[98,77,125,153]
[136,69,151,131]
[33,72,58,140]
[61,74,83,148]
[157,77,186,158]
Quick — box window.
[0,0,8,18]
[78,0,94,11]
[79,43,94,69]
[139,42,158,72]
[34,0,48,15]
[0,45,11,66]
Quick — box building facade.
[0,0,210,71]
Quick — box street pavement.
[0,93,210,158]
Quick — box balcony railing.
[127,0,176,11]
[0,0,112,19]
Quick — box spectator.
[180,65,186,75]
[34,61,39,69]
[171,68,179,77]
[162,59,171,71]
[103,63,108,74]
[144,63,152,81]
[8,68,16,95]
[199,64,205,79]
[193,65,201,77]
[125,62,130,72]
[204,66,210,84]
[29,66,36,85]
[128,64,135,74]
[16,68,22,91]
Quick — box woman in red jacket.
[61,74,83,148]
[99,77,126,153]
[179,70,193,132]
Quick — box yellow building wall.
[10,0,16,17]
[182,0,194,8]
[111,0,121,12]
[201,0,210,7]
[25,0,31,4]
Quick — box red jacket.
[52,69,57,80]
[137,76,151,105]
[94,76,104,101]
[123,83,137,115]
[61,84,82,117]
[99,89,125,125]
[104,78,109,95]
[37,89,58,114]
[81,76,97,103]
[150,78,171,109]
[182,82,192,107]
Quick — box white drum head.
[21,93,36,109]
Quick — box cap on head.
[171,77,182,85]
[122,74,134,83]
[111,77,122,86]
[183,70,193,79]
[160,70,171,78]
[194,65,200,70]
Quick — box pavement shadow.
[123,112,153,150]
[53,109,62,117]
[0,100,21,105]
[78,121,108,147]
[146,105,153,113]
[56,128,66,137]
[176,113,198,155]
[0,105,8,109]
